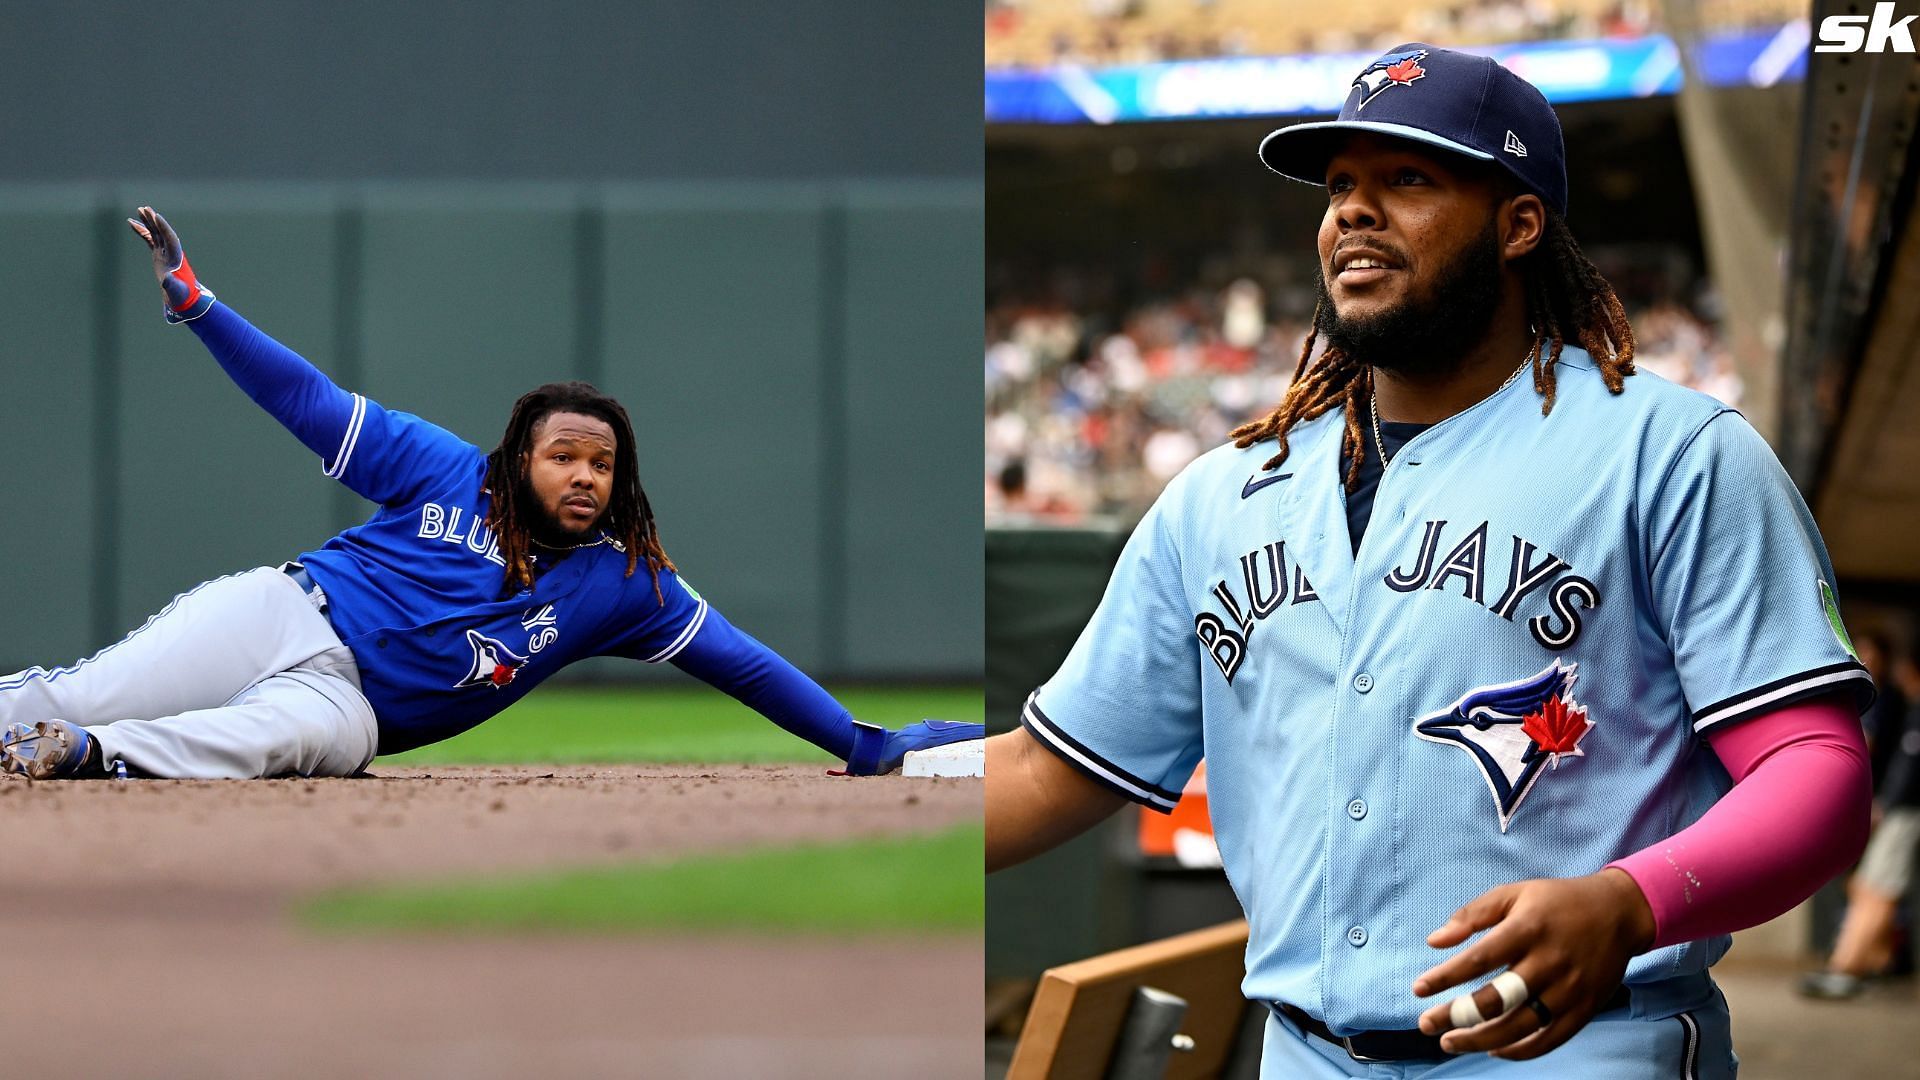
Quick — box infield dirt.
[0,764,981,1078]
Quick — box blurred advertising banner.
[986,25,1809,124]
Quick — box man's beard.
[1314,217,1506,378]
[524,487,598,548]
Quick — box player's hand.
[833,719,986,776]
[126,206,215,323]
[1411,868,1655,1060]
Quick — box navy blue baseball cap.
[1258,44,1568,215]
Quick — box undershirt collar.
[1342,420,1432,555]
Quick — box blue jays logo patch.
[456,629,529,690]
[1413,661,1594,832]
[1353,49,1428,110]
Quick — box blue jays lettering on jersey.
[187,302,855,757]
[1023,346,1871,1035]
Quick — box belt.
[1273,986,1630,1063]
[281,561,330,616]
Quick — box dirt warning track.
[0,765,982,1078]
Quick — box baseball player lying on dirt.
[0,207,981,781]
[986,45,1873,1077]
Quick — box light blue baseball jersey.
[1023,347,1871,1034]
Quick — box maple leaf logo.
[1520,696,1591,765]
[1384,57,1426,85]
[1351,50,1430,110]
[490,663,517,687]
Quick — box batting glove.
[127,206,215,323]
[838,719,985,776]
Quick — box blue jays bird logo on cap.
[1352,49,1428,110]
[456,629,529,690]
[1413,661,1594,832]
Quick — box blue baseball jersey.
[297,446,708,752]
[1023,348,1871,1033]
[189,302,854,756]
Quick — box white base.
[902,741,985,778]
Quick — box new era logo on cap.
[1256,43,1569,215]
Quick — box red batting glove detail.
[167,258,205,312]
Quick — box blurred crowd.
[985,261,1741,523]
[983,0,1810,69]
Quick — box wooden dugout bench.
[1009,919,1259,1079]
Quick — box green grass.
[377,684,982,766]
[304,824,984,936]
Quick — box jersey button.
[1347,798,1367,820]
[1347,925,1368,948]
[1352,673,1374,693]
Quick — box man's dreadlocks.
[1229,207,1636,489]
[483,382,674,603]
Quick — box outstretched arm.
[668,606,983,775]
[669,607,858,760]
[128,207,358,462]
[128,207,479,507]
[986,726,1127,872]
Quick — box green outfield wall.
[0,182,981,682]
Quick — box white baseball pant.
[0,566,377,779]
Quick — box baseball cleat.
[0,720,98,780]
[838,719,986,776]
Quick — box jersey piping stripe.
[644,599,709,663]
[324,394,368,480]
[1021,694,1181,811]
[1690,661,1873,732]
[1675,1011,1699,1080]
[0,571,243,692]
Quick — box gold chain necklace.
[529,533,612,562]
[1369,352,1533,468]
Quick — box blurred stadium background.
[0,0,982,692]
[984,1,1920,1075]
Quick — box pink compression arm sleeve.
[1607,695,1871,950]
